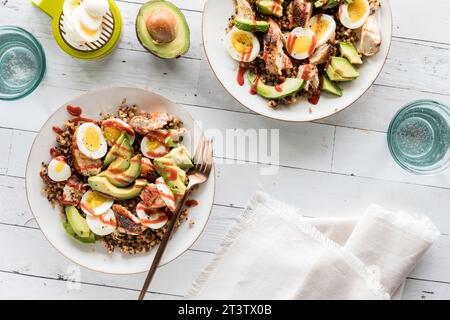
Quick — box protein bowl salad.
[225,0,382,108]
[40,103,197,254]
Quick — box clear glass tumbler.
[0,26,46,100]
[387,100,450,175]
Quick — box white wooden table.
[1,0,449,300]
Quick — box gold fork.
[138,137,213,300]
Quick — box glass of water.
[387,100,450,175]
[0,26,46,100]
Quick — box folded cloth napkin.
[187,192,440,300]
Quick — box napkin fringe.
[187,192,391,300]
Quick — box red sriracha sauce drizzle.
[99,215,117,227]
[50,147,61,158]
[286,33,297,55]
[249,76,260,95]
[272,0,282,15]
[308,14,321,56]
[186,199,199,208]
[275,85,283,93]
[237,66,246,86]
[66,105,82,117]
[308,76,323,105]
[52,126,63,134]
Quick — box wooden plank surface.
[0,0,449,300]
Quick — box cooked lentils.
[41,102,191,254]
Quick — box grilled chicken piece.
[309,43,336,65]
[71,128,102,177]
[357,14,381,57]
[140,158,159,182]
[264,19,292,75]
[298,64,320,94]
[112,205,146,235]
[61,175,88,206]
[140,184,166,208]
[236,0,255,19]
[130,112,170,135]
[289,0,313,28]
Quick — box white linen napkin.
[187,192,440,300]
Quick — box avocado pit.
[146,8,177,44]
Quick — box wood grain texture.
[0,0,449,300]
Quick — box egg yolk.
[310,18,330,41]
[83,127,101,152]
[231,32,253,54]
[103,127,122,144]
[54,161,65,173]
[293,35,312,54]
[86,192,109,209]
[147,140,161,151]
[348,0,367,22]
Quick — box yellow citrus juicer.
[31,0,122,60]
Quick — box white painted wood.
[0,0,449,300]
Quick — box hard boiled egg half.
[286,27,316,60]
[225,27,260,62]
[76,122,107,159]
[141,135,169,159]
[101,118,136,146]
[80,190,114,216]
[339,0,370,30]
[86,208,117,236]
[47,156,71,182]
[307,14,336,47]
[136,202,169,230]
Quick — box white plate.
[25,87,215,274]
[202,0,393,122]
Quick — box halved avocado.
[234,18,269,32]
[65,206,91,239]
[256,0,284,18]
[246,72,305,99]
[103,134,133,169]
[100,154,143,187]
[88,176,147,200]
[321,75,343,97]
[136,0,190,59]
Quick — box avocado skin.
[234,18,270,32]
[246,72,305,99]
[136,0,190,59]
[88,176,147,200]
[321,75,343,97]
[100,154,143,187]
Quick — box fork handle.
[138,189,191,300]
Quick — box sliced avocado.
[326,64,355,82]
[65,206,91,239]
[246,72,305,99]
[88,177,148,200]
[339,42,363,64]
[100,154,142,187]
[256,1,283,18]
[321,75,343,97]
[63,221,96,244]
[234,18,269,32]
[164,128,186,147]
[136,0,190,59]
[104,135,133,169]
[153,157,187,196]
[330,56,360,78]
[164,145,194,171]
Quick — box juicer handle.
[31,0,64,18]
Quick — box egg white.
[287,27,316,60]
[80,190,114,216]
[76,122,107,159]
[339,0,370,30]
[307,14,336,47]
[84,0,109,18]
[136,202,169,230]
[225,27,260,62]
[72,3,103,42]
[47,158,71,182]
[86,209,117,236]
[155,177,176,212]
[141,136,170,159]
